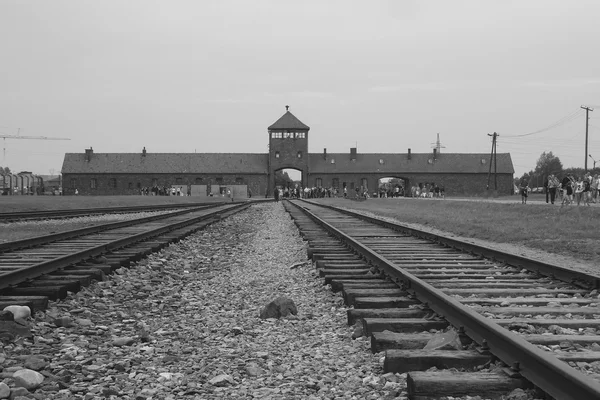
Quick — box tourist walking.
[547,174,559,204]
[519,177,529,204]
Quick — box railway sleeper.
[319,268,372,277]
[315,260,367,269]
[354,296,420,309]
[384,349,492,374]
[348,308,429,326]
[58,267,106,280]
[3,286,68,301]
[323,274,383,285]
[362,317,449,335]
[407,370,531,400]
[41,274,93,287]
[333,281,398,292]
[343,288,407,306]
[371,331,434,352]
[22,279,81,294]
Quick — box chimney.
[323,148,327,160]
[433,148,437,160]
[350,147,357,160]
[84,147,93,162]
[142,147,147,157]
[408,148,411,160]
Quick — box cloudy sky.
[1,0,599,178]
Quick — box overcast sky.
[1,0,599,178]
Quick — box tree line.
[515,152,600,188]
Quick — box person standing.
[519,177,529,204]
[547,174,559,204]
[544,176,550,203]
[274,187,280,202]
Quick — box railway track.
[0,202,225,222]
[0,202,250,313]
[284,199,600,400]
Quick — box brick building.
[61,107,514,196]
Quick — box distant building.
[61,107,514,196]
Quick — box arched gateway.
[61,106,514,196]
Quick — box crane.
[1,129,70,162]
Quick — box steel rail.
[0,205,221,253]
[304,200,600,288]
[291,200,600,400]
[0,202,212,221]
[1,203,249,289]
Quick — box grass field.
[0,195,234,212]
[315,196,600,266]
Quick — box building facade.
[61,108,514,196]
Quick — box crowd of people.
[139,186,190,196]
[519,173,599,206]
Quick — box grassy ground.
[0,195,233,212]
[314,195,600,265]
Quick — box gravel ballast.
[1,203,405,399]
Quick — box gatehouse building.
[61,107,514,197]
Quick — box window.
[70,179,76,188]
[297,151,302,158]
[330,158,335,164]
[152,178,157,186]
[332,178,339,188]
[379,159,384,164]
[195,177,203,184]
[316,178,322,187]
[90,179,97,189]
[137,182,141,189]
[350,182,355,189]
[176,178,182,184]
[128,182,133,189]
[284,131,292,138]
[361,178,368,189]
[271,131,282,138]
[235,177,243,184]
[275,151,280,158]
[109,178,117,188]
[295,132,305,139]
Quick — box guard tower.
[267,105,310,196]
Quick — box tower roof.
[268,106,310,131]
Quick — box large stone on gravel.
[2,306,31,320]
[208,374,235,386]
[12,369,45,390]
[112,337,136,347]
[23,357,47,371]
[423,328,463,350]
[259,296,297,319]
[0,382,9,399]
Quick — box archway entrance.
[274,168,303,198]
[377,177,407,198]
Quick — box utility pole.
[581,105,594,171]
[486,132,498,191]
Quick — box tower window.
[275,151,280,158]
[295,132,305,139]
[297,151,303,158]
[331,158,335,164]
[271,132,282,139]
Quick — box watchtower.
[267,105,310,195]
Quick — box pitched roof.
[268,111,310,131]
[61,153,269,174]
[308,153,514,174]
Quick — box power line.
[502,109,583,137]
